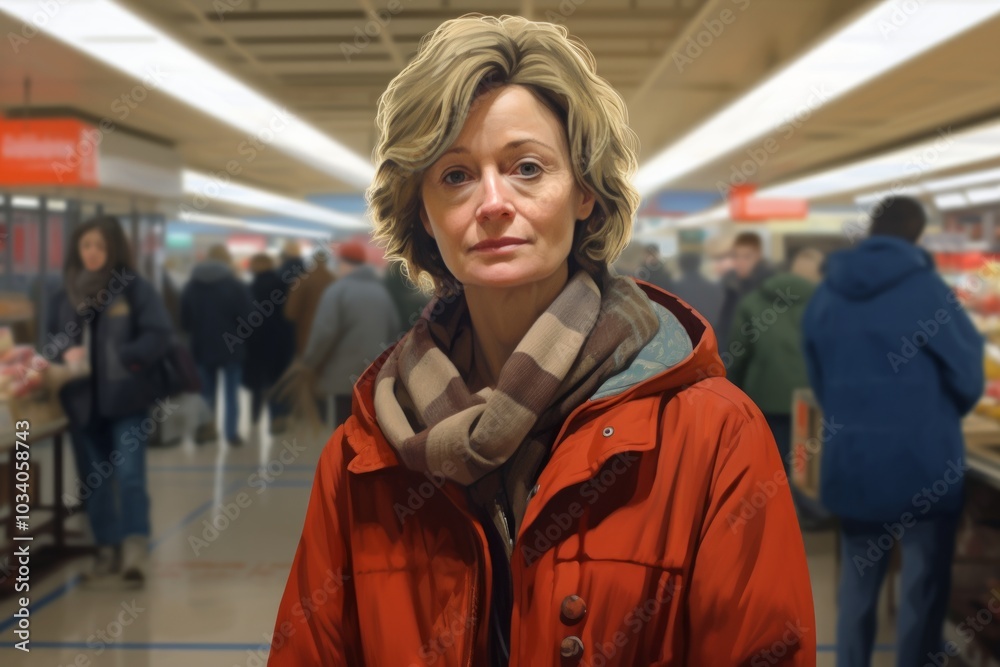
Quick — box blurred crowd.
[23,215,427,589]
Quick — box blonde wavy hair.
[367,14,641,295]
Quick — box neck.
[464,262,570,389]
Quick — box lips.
[470,237,527,252]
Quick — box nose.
[475,170,515,225]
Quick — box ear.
[419,205,435,239]
[576,188,596,221]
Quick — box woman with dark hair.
[50,215,173,587]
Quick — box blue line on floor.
[0,476,248,635]
[0,641,270,651]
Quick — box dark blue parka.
[49,270,174,422]
[180,260,253,367]
[802,236,984,522]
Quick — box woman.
[243,253,295,434]
[52,215,173,587]
[269,16,814,666]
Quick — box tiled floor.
[0,392,904,665]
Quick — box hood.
[192,260,234,283]
[824,236,932,300]
[344,281,726,472]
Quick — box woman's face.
[79,229,108,272]
[420,85,595,291]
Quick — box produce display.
[0,330,49,401]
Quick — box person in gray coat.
[302,242,399,427]
[671,253,724,333]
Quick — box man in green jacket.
[728,247,830,527]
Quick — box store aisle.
[0,395,901,666]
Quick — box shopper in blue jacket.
[803,196,984,667]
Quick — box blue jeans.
[836,511,960,667]
[198,363,242,441]
[77,414,150,546]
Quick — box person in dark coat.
[50,215,173,588]
[383,260,430,339]
[717,231,773,351]
[803,197,984,666]
[637,244,673,292]
[181,245,253,446]
[243,253,295,434]
[671,253,724,332]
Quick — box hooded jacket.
[268,281,815,666]
[802,236,984,522]
[49,273,173,421]
[180,260,254,367]
[728,273,816,415]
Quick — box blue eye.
[443,170,467,185]
[518,162,541,177]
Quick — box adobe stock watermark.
[750,619,810,666]
[63,397,182,507]
[340,0,414,62]
[188,437,306,556]
[853,459,966,575]
[6,0,72,54]
[715,84,834,198]
[53,600,146,667]
[51,67,169,182]
[407,611,477,667]
[222,246,339,353]
[579,578,682,667]
[726,415,844,532]
[927,587,1000,666]
[521,452,640,566]
[674,0,752,72]
[241,567,351,667]
[877,0,926,40]
[179,107,292,217]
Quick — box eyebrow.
[440,138,557,157]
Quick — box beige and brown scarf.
[373,270,659,520]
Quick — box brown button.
[560,595,587,624]
[560,635,584,659]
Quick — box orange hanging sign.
[0,118,100,187]
[729,184,808,221]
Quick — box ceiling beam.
[356,0,405,68]
[629,0,728,108]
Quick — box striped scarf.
[373,269,659,491]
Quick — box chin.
[462,263,561,291]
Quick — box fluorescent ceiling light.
[182,170,367,230]
[633,0,1000,197]
[761,119,1000,201]
[0,0,374,189]
[966,185,1000,205]
[934,193,970,210]
[177,211,332,240]
[924,166,1000,192]
[11,196,39,208]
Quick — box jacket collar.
[345,280,725,476]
